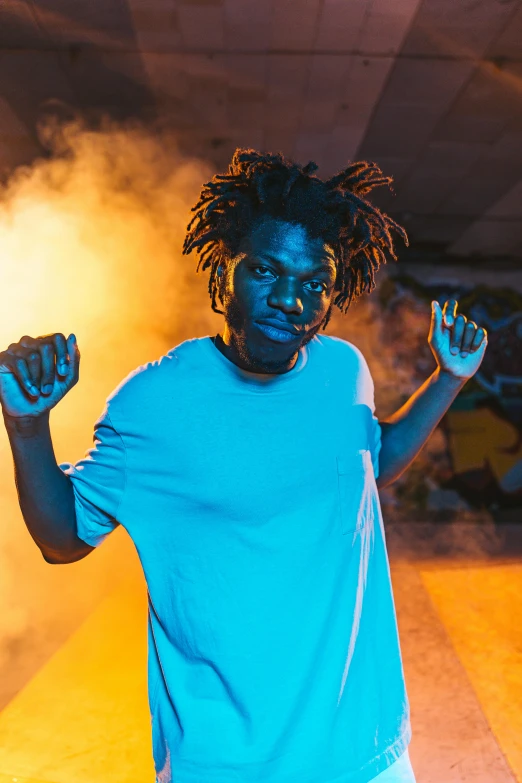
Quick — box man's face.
[218,218,337,374]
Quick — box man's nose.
[267,279,303,315]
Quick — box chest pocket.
[336,449,375,535]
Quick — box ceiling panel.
[487,5,522,60]
[358,0,423,55]
[32,0,139,47]
[401,0,518,58]
[270,0,321,51]
[0,0,521,260]
[314,0,368,52]
[0,0,47,47]
[223,0,273,51]
[56,49,155,117]
[177,0,224,50]
[0,50,76,134]
[127,0,182,50]
[449,192,522,254]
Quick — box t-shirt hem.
[154,726,412,783]
[324,727,412,783]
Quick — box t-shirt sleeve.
[357,349,382,481]
[58,403,127,548]
[370,409,382,481]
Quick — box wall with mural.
[364,268,522,524]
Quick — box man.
[1,149,487,783]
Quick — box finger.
[67,334,80,384]
[460,321,477,355]
[38,341,56,395]
[53,333,69,376]
[431,300,443,332]
[25,349,42,387]
[470,326,487,352]
[13,356,40,397]
[17,337,41,386]
[450,313,466,354]
[442,299,458,329]
[6,344,40,386]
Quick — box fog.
[0,119,503,710]
[0,119,222,706]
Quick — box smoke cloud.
[0,118,222,707]
[0,120,505,712]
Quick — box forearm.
[377,367,466,488]
[3,410,90,563]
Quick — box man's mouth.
[254,321,303,343]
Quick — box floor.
[0,521,520,783]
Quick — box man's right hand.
[0,333,80,420]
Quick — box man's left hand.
[428,299,488,381]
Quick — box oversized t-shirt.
[59,334,412,783]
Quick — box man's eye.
[305,281,327,293]
[253,268,327,293]
[254,266,275,277]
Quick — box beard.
[220,290,328,374]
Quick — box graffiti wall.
[367,267,522,524]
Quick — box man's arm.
[3,411,95,564]
[375,298,487,489]
[376,368,464,488]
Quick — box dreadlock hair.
[182,148,408,330]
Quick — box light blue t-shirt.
[59,334,411,783]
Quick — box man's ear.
[216,263,227,307]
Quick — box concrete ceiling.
[1,0,521,262]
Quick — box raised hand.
[428,299,487,381]
[0,333,80,420]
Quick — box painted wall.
[369,264,522,524]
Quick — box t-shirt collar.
[198,335,310,390]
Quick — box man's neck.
[211,333,298,375]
